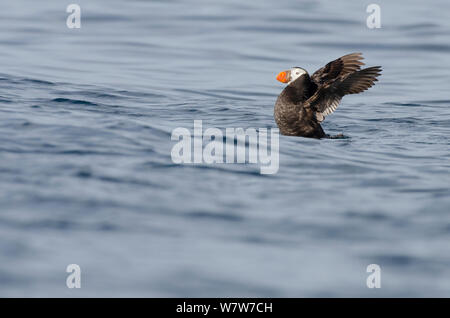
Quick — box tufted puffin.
[274,53,382,138]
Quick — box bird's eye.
[296,72,299,75]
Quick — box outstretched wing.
[306,66,382,122]
[311,53,365,85]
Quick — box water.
[0,0,449,297]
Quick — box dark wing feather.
[311,53,365,85]
[306,66,382,122]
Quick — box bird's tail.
[325,133,349,139]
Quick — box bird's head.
[276,67,308,84]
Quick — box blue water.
[1,0,449,297]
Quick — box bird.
[274,53,382,138]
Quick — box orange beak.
[276,71,289,83]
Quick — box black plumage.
[274,53,382,138]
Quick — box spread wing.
[305,66,382,122]
[311,53,365,85]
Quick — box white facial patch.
[288,67,307,84]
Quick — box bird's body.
[274,53,382,138]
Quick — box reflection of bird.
[274,53,382,138]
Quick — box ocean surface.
[0,0,449,297]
